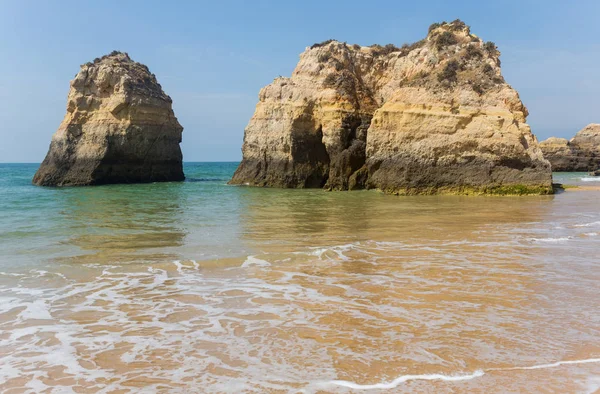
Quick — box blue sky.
[1,0,599,162]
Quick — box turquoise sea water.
[1,162,260,271]
[1,163,600,393]
[0,164,596,272]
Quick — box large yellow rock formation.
[230,20,552,195]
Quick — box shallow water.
[0,164,599,393]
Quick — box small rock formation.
[33,51,184,186]
[539,124,600,172]
[230,20,552,195]
[538,137,583,172]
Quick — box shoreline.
[557,184,600,192]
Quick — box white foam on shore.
[2,236,600,393]
[530,236,573,243]
[575,221,600,228]
[20,299,52,320]
[172,260,184,273]
[241,256,271,267]
[325,358,600,391]
[490,357,600,372]
[584,376,600,394]
[327,370,485,390]
[0,271,25,277]
[581,177,600,182]
[308,244,358,261]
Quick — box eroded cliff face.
[33,52,184,186]
[230,20,552,194]
[539,124,600,172]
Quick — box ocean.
[1,162,599,393]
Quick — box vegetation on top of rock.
[428,19,469,34]
[323,71,356,97]
[311,39,336,49]
[492,75,505,84]
[323,73,337,86]
[435,31,458,51]
[428,22,442,33]
[402,39,427,53]
[307,19,504,95]
[369,43,401,56]
[89,51,131,66]
[483,41,497,53]
[437,59,460,83]
[464,45,483,60]
[317,53,331,63]
[369,40,427,59]
[448,19,468,31]
[471,82,484,95]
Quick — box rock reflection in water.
[54,183,187,264]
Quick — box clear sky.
[1,0,599,163]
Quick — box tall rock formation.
[33,51,184,186]
[230,20,552,195]
[539,124,600,172]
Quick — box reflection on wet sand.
[53,183,187,264]
[237,187,556,249]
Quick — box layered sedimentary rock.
[538,137,583,172]
[33,51,184,186]
[230,20,552,194]
[539,124,600,172]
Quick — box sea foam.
[326,370,485,390]
[530,236,572,243]
[241,256,271,267]
[324,358,600,390]
[574,221,600,228]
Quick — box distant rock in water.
[539,124,600,172]
[230,20,552,195]
[538,137,583,172]
[33,51,184,186]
